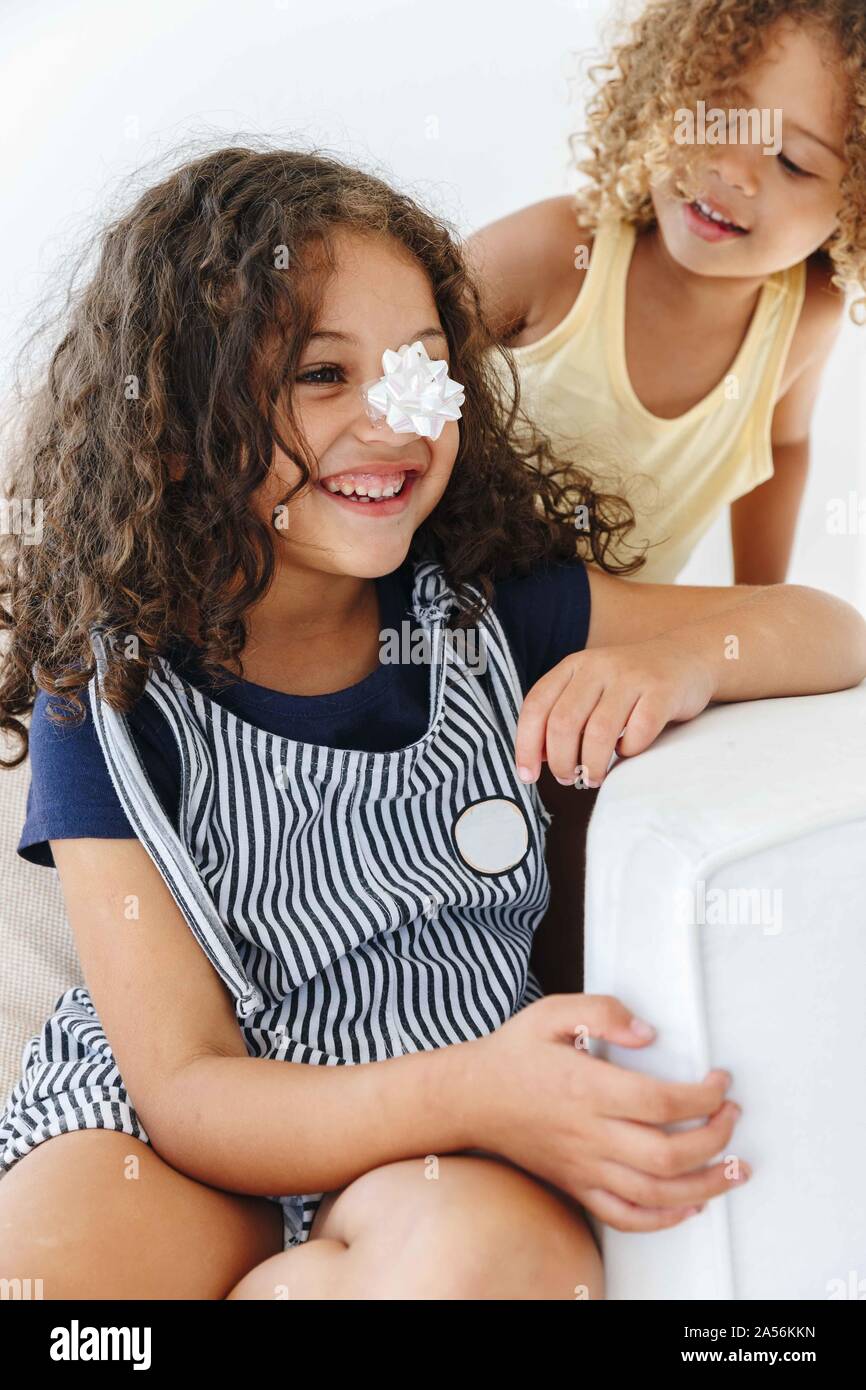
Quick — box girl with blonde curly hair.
[469,0,865,585]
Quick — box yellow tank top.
[497,214,807,583]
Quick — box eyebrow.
[306,326,448,347]
[723,81,845,163]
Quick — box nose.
[351,377,432,446]
[706,142,760,199]
[353,399,425,446]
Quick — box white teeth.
[696,198,738,228]
[323,473,408,499]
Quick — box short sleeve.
[17,686,180,869]
[492,556,591,695]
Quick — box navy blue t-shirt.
[18,556,591,868]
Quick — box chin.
[658,211,755,275]
[337,539,414,580]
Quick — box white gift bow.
[362,340,465,441]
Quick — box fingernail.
[713,1069,733,1088]
[728,1102,742,1119]
[517,765,536,783]
[629,1016,656,1039]
[554,775,573,786]
[736,1163,752,1182]
[684,1205,703,1217]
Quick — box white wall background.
[2,0,864,607]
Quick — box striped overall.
[0,561,552,1249]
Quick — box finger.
[578,689,638,787]
[543,683,601,785]
[615,691,671,759]
[539,992,660,1051]
[598,1099,742,1174]
[578,1186,702,1233]
[592,1153,752,1211]
[514,664,584,784]
[589,1055,733,1123]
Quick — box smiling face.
[254,227,460,581]
[651,16,850,277]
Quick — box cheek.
[289,402,328,454]
[774,184,840,247]
[250,449,311,529]
[427,426,460,496]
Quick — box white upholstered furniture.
[584,682,866,1300]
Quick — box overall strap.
[86,627,265,1020]
[411,561,527,741]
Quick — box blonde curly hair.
[570,0,866,324]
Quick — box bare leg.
[0,1129,283,1300]
[227,1153,603,1301]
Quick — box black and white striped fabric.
[0,561,552,1249]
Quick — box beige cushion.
[0,721,82,1107]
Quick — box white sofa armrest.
[583,682,866,1300]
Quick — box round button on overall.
[452,796,530,875]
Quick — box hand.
[469,994,749,1232]
[515,637,716,787]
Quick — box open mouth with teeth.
[319,468,419,503]
[688,198,749,234]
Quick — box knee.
[333,1155,604,1300]
[225,1238,350,1300]
[412,1156,603,1300]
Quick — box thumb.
[541,992,656,1050]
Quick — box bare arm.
[730,259,846,584]
[729,438,811,585]
[49,837,746,1236]
[514,566,866,788]
[464,195,589,345]
[51,836,481,1199]
[586,565,866,699]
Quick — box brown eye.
[296,364,345,384]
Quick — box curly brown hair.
[570,0,866,323]
[0,139,647,769]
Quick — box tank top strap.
[509,213,626,365]
[86,625,265,1020]
[573,212,629,320]
[759,254,807,391]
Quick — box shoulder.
[467,194,591,260]
[464,196,594,344]
[780,251,847,388]
[19,679,179,868]
[771,252,847,439]
[19,687,123,866]
[28,683,101,766]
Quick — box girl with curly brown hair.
[469,0,865,585]
[0,142,863,1301]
